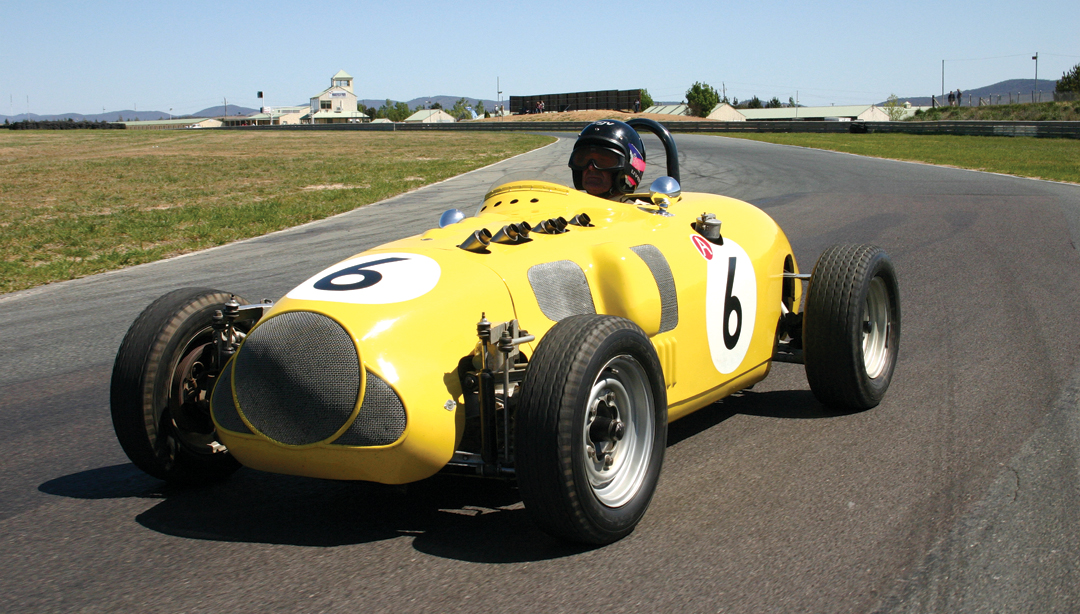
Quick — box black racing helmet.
[568,120,646,196]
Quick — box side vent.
[631,245,679,333]
[528,260,596,321]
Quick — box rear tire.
[110,288,247,484]
[803,244,901,410]
[515,315,667,544]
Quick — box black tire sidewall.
[110,288,244,483]
[566,326,667,539]
[803,245,901,410]
[515,315,667,544]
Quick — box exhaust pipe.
[535,217,568,234]
[458,228,492,252]
[569,213,592,227]
[491,222,532,244]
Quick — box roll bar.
[626,117,680,185]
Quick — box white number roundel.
[287,252,441,305]
[692,236,757,374]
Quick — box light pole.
[1032,52,1039,102]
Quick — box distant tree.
[1057,63,1080,93]
[745,96,763,109]
[3,118,8,125]
[639,88,654,110]
[685,81,721,117]
[450,97,471,119]
[731,97,739,107]
[431,101,443,110]
[883,94,907,121]
[377,99,413,121]
[766,97,783,108]
[476,101,486,116]
[788,96,797,107]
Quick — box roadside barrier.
[222,120,1080,139]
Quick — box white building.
[403,109,456,123]
[706,103,746,121]
[246,106,309,126]
[303,70,369,124]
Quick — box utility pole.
[1032,52,1039,102]
[941,59,945,99]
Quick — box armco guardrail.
[224,120,1080,138]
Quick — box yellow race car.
[110,119,900,545]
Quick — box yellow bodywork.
[215,180,800,484]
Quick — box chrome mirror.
[439,208,466,228]
[649,176,681,199]
[648,176,681,209]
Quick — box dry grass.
[0,130,553,293]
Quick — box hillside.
[889,79,1059,107]
[907,100,1080,121]
[0,105,259,123]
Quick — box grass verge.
[0,130,554,294]
[719,133,1080,184]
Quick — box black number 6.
[723,257,742,350]
[314,257,407,291]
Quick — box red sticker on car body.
[691,235,713,260]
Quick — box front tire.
[803,244,901,410]
[110,288,247,484]
[515,315,667,544]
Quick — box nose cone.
[232,311,362,446]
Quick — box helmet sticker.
[629,143,646,172]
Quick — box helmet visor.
[569,146,626,171]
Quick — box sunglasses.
[569,146,625,171]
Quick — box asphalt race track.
[2,132,1078,613]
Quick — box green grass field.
[720,133,1080,184]
[0,130,554,294]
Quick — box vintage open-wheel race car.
[110,119,900,545]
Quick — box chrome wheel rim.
[581,354,654,508]
[862,277,891,379]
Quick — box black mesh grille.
[631,244,679,333]
[333,371,407,446]
[528,260,596,322]
[233,311,361,446]
[210,361,251,434]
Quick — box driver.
[568,120,646,199]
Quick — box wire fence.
[935,90,1077,107]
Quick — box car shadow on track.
[39,463,589,563]
[668,388,847,446]
[38,388,840,563]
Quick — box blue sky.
[3,0,1078,116]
